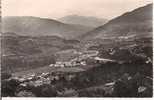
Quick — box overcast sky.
[2,0,152,19]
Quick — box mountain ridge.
[58,15,108,27]
[2,16,92,39]
[81,3,152,40]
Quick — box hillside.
[2,16,92,39]
[82,4,152,40]
[59,15,108,27]
[80,3,153,65]
[1,32,81,72]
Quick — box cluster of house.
[10,71,77,88]
[10,72,51,87]
[49,61,86,68]
[49,50,117,68]
[50,50,99,68]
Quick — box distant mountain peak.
[58,15,108,27]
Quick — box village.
[2,48,152,97]
[5,50,117,90]
[49,50,116,68]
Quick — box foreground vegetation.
[1,58,152,97]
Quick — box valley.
[1,3,153,97]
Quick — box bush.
[16,90,36,97]
[1,79,20,97]
[1,72,12,80]
[78,88,105,97]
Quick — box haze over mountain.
[59,15,108,27]
[82,4,152,40]
[2,16,92,39]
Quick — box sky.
[2,0,153,19]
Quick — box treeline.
[1,54,56,73]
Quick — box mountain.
[59,15,108,27]
[82,4,152,40]
[2,16,92,39]
[81,4,152,64]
